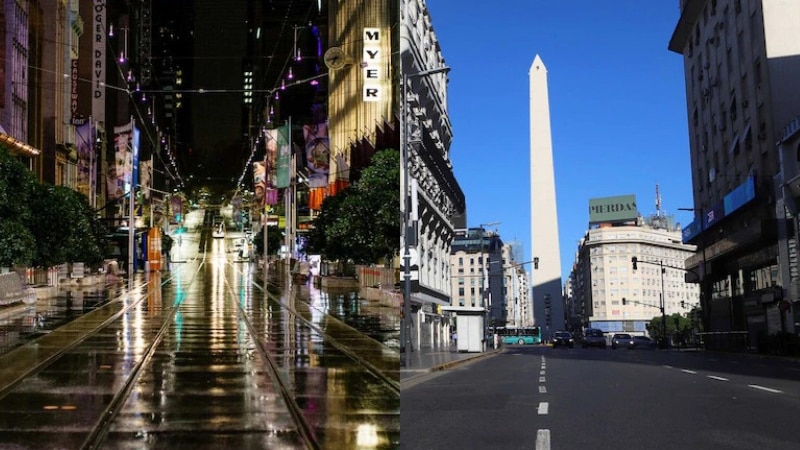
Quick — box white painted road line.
[681,369,697,374]
[536,429,551,450]
[540,370,546,375]
[538,402,549,415]
[749,384,782,394]
[539,376,546,383]
[539,385,547,394]
[707,375,729,382]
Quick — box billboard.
[589,195,638,224]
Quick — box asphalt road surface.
[400,344,800,450]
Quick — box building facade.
[572,215,700,337]
[669,0,800,349]
[502,243,533,328]
[400,0,465,351]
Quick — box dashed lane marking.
[539,385,547,394]
[681,369,697,374]
[540,370,546,375]
[749,384,782,394]
[536,429,551,450]
[537,402,549,415]
[707,375,729,382]
[539,376,546,383]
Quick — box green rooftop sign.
[589,195,638,224]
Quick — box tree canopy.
[0,146,107,267]
[305,148,400,265]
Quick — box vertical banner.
[170,196,182,224]
[264,128,280,205]
[252,161,266,206]
[132,122,140,198]
[92,1,106,122]
[275,124,291,189]
[303,122,330,188]
[75,122,93,198]
[140,159,152,200]
[109,123,132,200]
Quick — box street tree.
[27,184,106,267]
[0,146,38,267]
[647,313,695,347]
[306,148,399,265]
[0,145,107,268]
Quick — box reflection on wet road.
[0,227,399,449]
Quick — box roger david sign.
[589,195,637,224]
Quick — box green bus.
[498,326,542,345]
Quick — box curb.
[400,349,502,389]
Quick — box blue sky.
[426,1,694,280]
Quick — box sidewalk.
[400,344,501,388]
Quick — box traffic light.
[622,297,627,305]
[680,300,685,308]
[631,256,638,270]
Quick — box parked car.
[552,331,575,348]
[632,335,657,350]
[581,328,607,349]
[611,333,635,350]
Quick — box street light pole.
[660,260,668,349]
[679,207,709,341]
[479,221,500,349]
[632,256,669,348]
[401,66,450,361]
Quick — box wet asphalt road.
[0,223,399,449]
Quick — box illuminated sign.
[92,1,106,121]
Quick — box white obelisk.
[529,55,564,339]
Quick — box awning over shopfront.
[0,125,40,157]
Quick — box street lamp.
[478,222,500,349]
[678,207,710,341]
[401,66,450,360]
[632,256,669,349]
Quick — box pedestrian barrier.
[0,272,37,307]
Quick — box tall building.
[669,0,800,348]
[502,243,533,327]
[529,55,564,337]
[449,227,504,324]
[401,0,465,352]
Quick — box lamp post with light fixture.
[678,207,710,343]
[631,256,669,348]
[401,66,450,361]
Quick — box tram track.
[0,236,398,449]
[256,275,400,394]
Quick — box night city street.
[0,210,399,449]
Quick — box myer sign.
[589,195,638,224]
[363,28,383,102]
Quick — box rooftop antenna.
[656,183,662,217]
